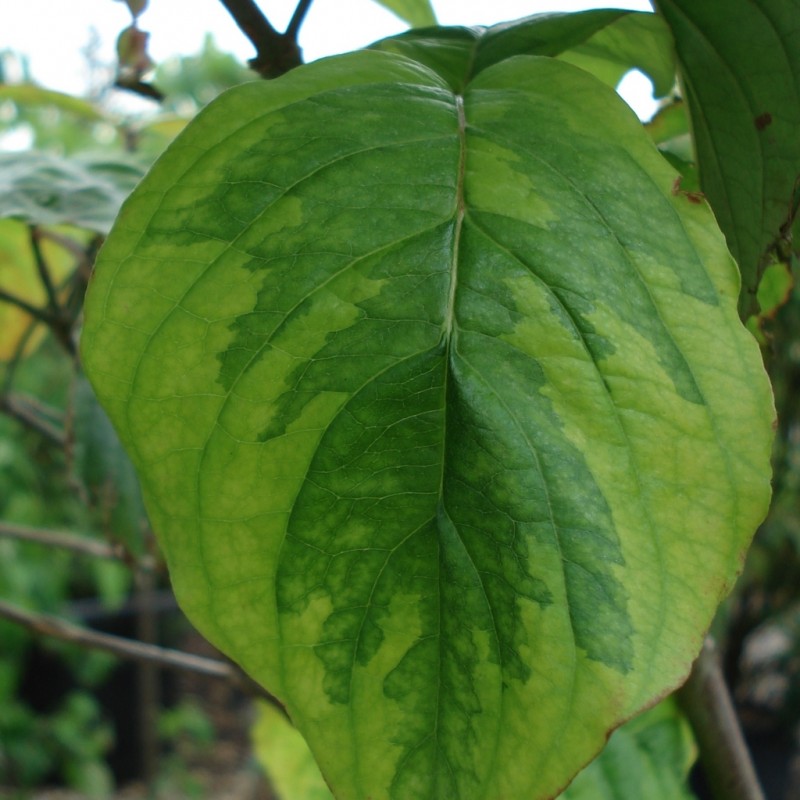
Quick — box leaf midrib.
[427,92,469,799]
[443,94,466,345]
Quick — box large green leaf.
[81,45,774,800]
[655,0,800,317]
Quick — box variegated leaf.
[82,46,773,800]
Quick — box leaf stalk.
[678,638,765,800]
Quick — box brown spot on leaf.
[755,112,772,130]
[671,176,705,204]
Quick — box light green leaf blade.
[556,11,675,96]
[474,10,628,70]
[369,26,479,91]
[369,0,436,27]
[655,0,800,317]
[252,697,698,800]
[371,11,625,91]
[646,101,689,146]
[81,48,774,800]
[0,84,105,120]
[253,702,334,800]
[560,699,698,799]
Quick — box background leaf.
[67,375,148,556]
[0,84,105,120]
[253,702,334,800]
[655,0,800,316]
[556,11,674,96]
[0,220,89,359]
[82,46,774,800]
[560,699,698,800]
[368,0,437,27]
[646,101,689,146]
[0,151,145,234]
[371,10,673,94]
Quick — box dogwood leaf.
[656,0,800,316]
[82,47,773,800]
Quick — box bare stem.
[36,228,91,264]
[9,392,63,423]
[286,0,314,38]
[1,315,40,396]
[29,226,61,316]
[0,519,156,571]
[217,0,303,78]
[677,638,765,800]
[0,394,66,446]
[219,0,280,42]
[0,598,285,711]
[0,286,76,358]
[0,287,58,325]
[134,567,160,785]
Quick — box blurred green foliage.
[155,34,255,115]
[0,691,114,796]
[154,702,217,798]
[0,34,244,796]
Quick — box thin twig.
[69,589,178,622]
[286,0,314,38]
[134,567,160,785]
[0,394,66,446]
[0,519,156,571]
[0,598,285,711]
[7,391,63,424]
[63,234,102,320]
[36,228,90,264]
[0,289,75,357]
[677,638,765,800]
[218,0,303,78]
[0,287,59,325]
[114,78,165,102]
[2,311,42,396]
[16,226,77,356]
[0,599,227,676]
[29,225,61,316]
[219,0,280,44]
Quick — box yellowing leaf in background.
[0,220,89,359]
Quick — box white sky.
[2,0,656,115]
